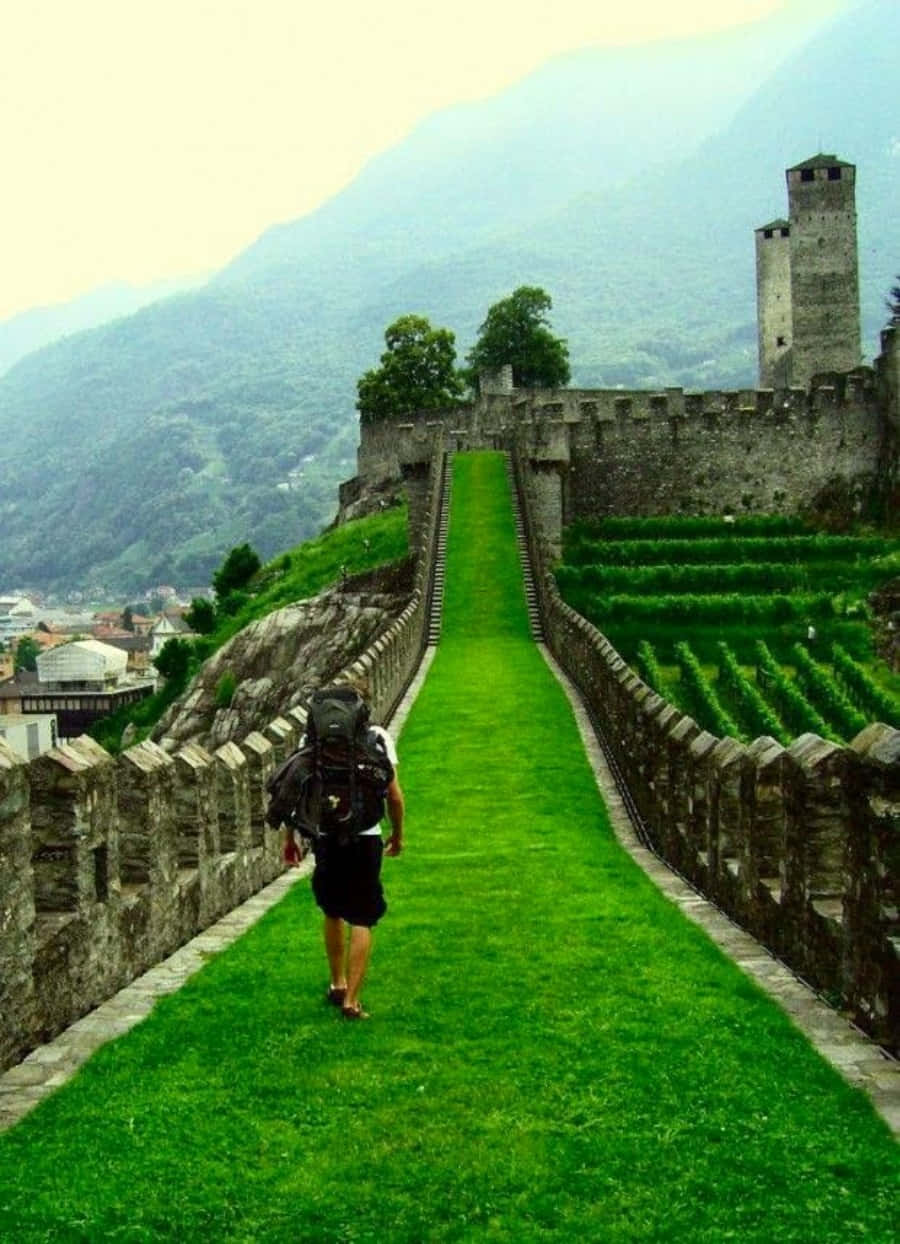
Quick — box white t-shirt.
[360,725,397,837]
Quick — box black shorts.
[311,835,387,928]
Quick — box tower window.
[780,227,789,237]
[776,336,786,347]
[801,168,815,182]
[827,166,841,181]
[764,229,773,239]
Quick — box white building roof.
[37,639,128,684]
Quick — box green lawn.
[0,452,897,1242]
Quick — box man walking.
[305,681,405,1020]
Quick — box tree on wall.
[466,286,570,391]
[356,314,464,424]
[887,274,900,326]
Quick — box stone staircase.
[426,460,451,646]
[506,456,544,643]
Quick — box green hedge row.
[567,514,811,542]
[557,560,881,597]
[636,640,665,696]
[563,534,891,569]
[572,591,837,625]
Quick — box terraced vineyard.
[555,515,900,745]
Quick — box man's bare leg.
[344,925,372,1013]
[324,916,347,991]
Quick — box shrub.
[215,671,237,709]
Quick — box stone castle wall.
[513,376,881,536]
[510,446,900,1054]
[0,448,446,1073]
[351,341,898,560]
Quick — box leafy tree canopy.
[186,597,216,633]
[153,637,192,685]
[466,286,570,391]
[887,274,900,326]
[213,543,261,600]
[14,635,40,672]
[357,314,463,424]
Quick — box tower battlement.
[756,154,861,388]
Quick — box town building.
[0,640,154,741]
[0,713,58,761]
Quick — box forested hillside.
[0,0,894,596]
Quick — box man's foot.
[341,1001,370,1020]
[326,985,347,1007]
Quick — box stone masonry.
[0,447,446,1073]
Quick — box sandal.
[341,1001,370,1020]
[326,986,346,1007]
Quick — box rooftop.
[788,153,853,171]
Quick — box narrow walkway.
[0,453,897,1244]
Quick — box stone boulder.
[152,579,407,753]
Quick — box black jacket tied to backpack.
[265,686,394,844]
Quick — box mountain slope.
[0,276,205,379]
[342,0,898,389]
[0,0,890,596]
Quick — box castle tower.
[786,154,861,385]
[755,154,861,388]
[755,218,792,387]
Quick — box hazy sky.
[2,0,848,322]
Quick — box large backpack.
[265,686,394,844]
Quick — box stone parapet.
[0,451,446,1073]
[512,443,900,1054]
[352,360,896,552]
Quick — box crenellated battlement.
[352,351,895,559]
[0,448,447,1073]
[509,445,900,1053]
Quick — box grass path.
[0,452,897,1242]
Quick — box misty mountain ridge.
[0,0,894,597]
[0,274,207,379]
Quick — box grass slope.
[91,504,409,752]
[0,453,897,1242]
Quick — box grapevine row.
[830,644,900,729]
[636,640,665,696]
[790,643,868,741]
[570,591,837,625]
[564,534,891,568]
[752,642,835,741]
[715,642,790,746]
[674,641,741,740]
[557,560,882,596]
[570,514,810,541]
